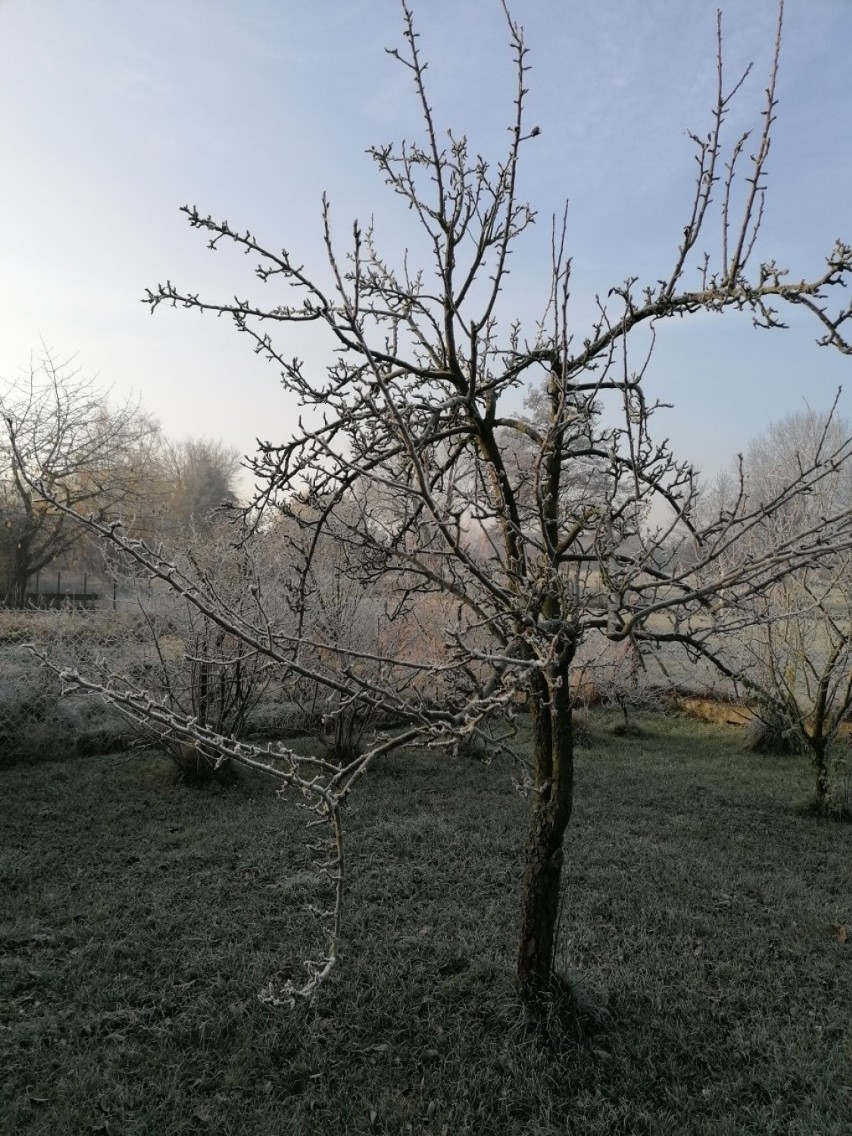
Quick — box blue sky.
[1,0,850,483]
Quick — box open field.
[1,713,850,1134]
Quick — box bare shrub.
[571,712,594,748]
[573,635,665,731]
[744,708,806,756]
[104,526,276,780]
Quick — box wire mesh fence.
[0,596,273,771]
[0,608,137,765]
[0,591,400,773]
[0,600,727,773]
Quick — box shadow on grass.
[1,714,850,1134]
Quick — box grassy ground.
[1,713,850,1135]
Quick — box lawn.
[1,713,849,1134]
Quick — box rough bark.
[812,739,830,808]
[516,667,574,999]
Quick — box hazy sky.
[1,0,850,484]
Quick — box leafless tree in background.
[19,1,852,1004]
[1,349,159,606]
[149,437,241,540]
[700,406,852,815]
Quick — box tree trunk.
[10,563,31,609]
[8,534,34,608]
[516,668,574,1000]
[813,740,830,810]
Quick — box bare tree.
[90,435,243,555]
[701,406,852,815]
[149,437,241,541]
[20,2,852,1005]
[1,349,159,607]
